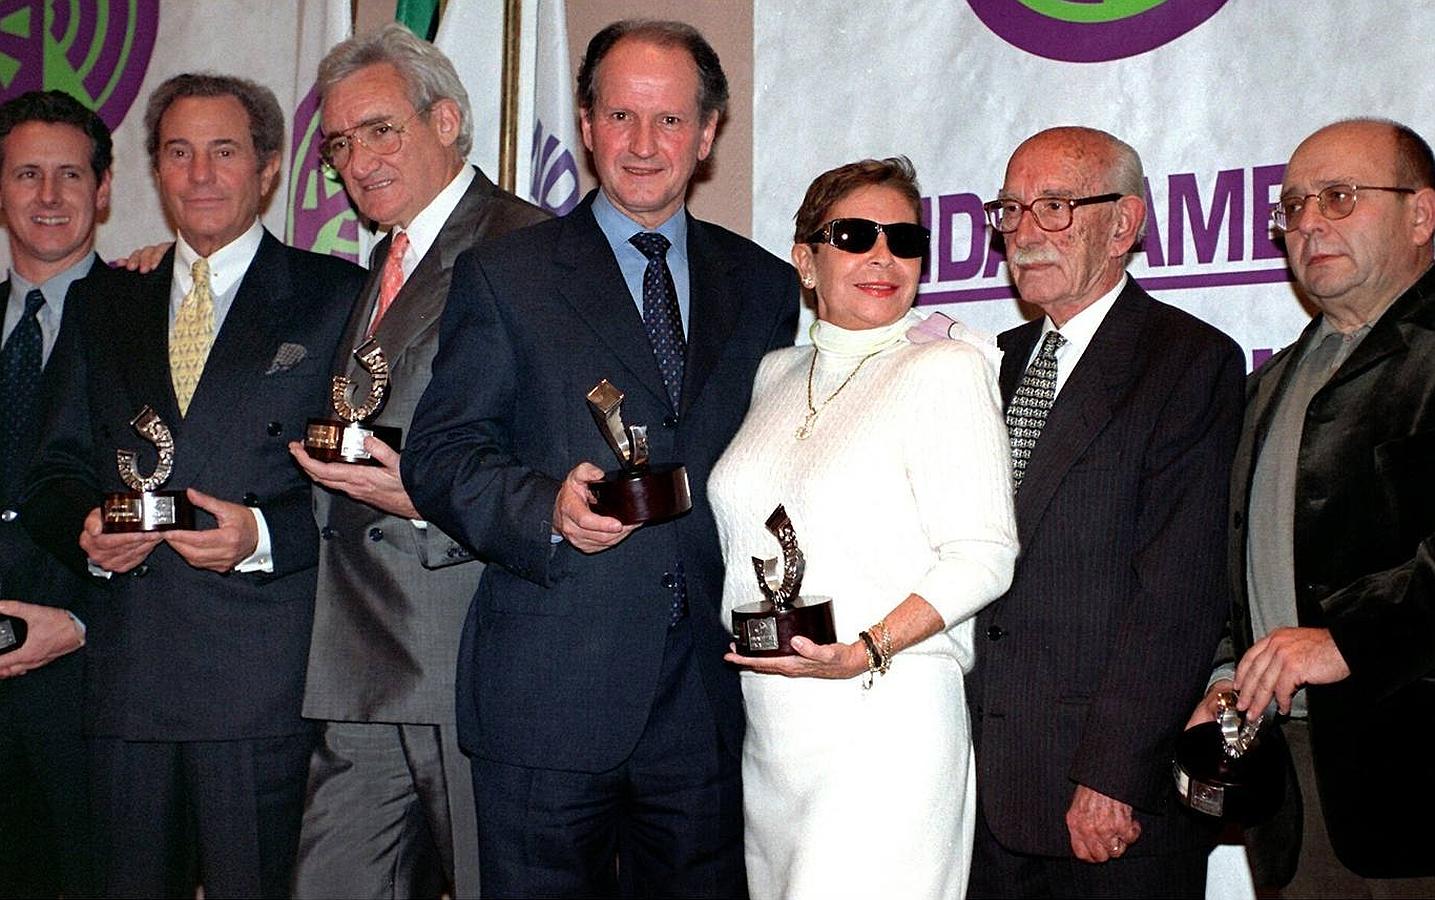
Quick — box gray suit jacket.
[302,169,547,724]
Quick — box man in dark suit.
[965,126,1244,898]
[0,89,122,900]
[287,25,546,899]
[1189,118,1435,896]
[23,74,362,897]
[402,19,798,898]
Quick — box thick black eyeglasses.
[982,193,1123,233]
[1271,184,1416,232]
[806,218,930,259]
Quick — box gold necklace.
[795,346,880,440]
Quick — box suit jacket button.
[368,527,384,542]
[662,414,679,428]
[132,563,149,578]
[986,625,1005,641]
[1,508,17,522]
[320,526,336,540]
[266,421,283,436]
[662,572,677,589]
[242,492,260,507]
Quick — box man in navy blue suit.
[404,19,798,898]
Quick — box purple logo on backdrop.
[0,0,159,128]
[916,161,1292,304]
[530,119,579,215]
[285,84,363,263]
[967,0,1227,63]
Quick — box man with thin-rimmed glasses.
[1189,118,1435,896]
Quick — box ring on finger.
[1109,837,1124,854]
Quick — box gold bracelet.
[857,630,879,690]
[873,620,893,675]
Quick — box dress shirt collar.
[8,252,96,314]
[1039,273,1126,352]
[174,218,264,298]
[392,164,474,279]
[591,188,688,260]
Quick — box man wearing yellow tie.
[24,73,363,897]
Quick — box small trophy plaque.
[0,613,26,656]
[585,379,691,524]
[304,339,403,464]
[731,505,836,657]
[102,405,196,532]
[1173,690,1286,823]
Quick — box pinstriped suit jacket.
[967,278,1244,857]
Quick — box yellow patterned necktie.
[171,256,215,416]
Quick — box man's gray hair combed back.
[317,22,473,160]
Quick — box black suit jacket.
[1226,265,1435,877]
[304,169,548,725]
[403,192,799,771]
[967,278,1244,857]
[24,231,362,740]
[1,257,127,733]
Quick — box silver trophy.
[304,338,402,464]
[102,405,195,532]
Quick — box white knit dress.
[710,310,1018,900]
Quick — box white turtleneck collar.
[809,308,922,358]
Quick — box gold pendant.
[795,411,817,440]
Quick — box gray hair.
[317,22,472,160]
[144,73,284,170]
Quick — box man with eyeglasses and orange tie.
[1185,118,1435,897]
[287,24,546,900]
[963,126,1245,898]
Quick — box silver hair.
[317,22,472,159]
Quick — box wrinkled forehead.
[1284,124,1400,194]
[1002,134,1107,198]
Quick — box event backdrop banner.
[0,0,349,271]
[752,0,1435,366]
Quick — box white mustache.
[1009,248,1061,267]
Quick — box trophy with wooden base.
[102,405,196,532]
[1173,690,1286,823]
[304,338,403,464]
[585,379,691,524]
[731,504,836,657]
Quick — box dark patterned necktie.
[629,232,686,408]
[0,289,46,495]
[1006,330,1066,492]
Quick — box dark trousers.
[0,725,96,898]
[90,732,314,899]
[968,800,1208,899]
[473,620,745,899]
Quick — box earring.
[801,276,815,288]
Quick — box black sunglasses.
[807,218,930,259]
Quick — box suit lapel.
[120,251,184,429]
[1011,282,1146,546]
[171,233,290,482]
[554,200,670,406]
[681,217,741,416]
[997,319,1042,406]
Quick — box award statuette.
[1173,690,1286,823]
[304,339,403,464]
[585,379,691,524]
[0,613,26,657]
[731,505,837,657]
[102,405,196,532]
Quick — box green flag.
[395,0,440,40]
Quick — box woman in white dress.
[709,157,1019,899]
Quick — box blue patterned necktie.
[1006,330,1066,492]
[0,289,46,496]
[629,232,686,408]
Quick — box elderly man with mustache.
[963,126,1245,899]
